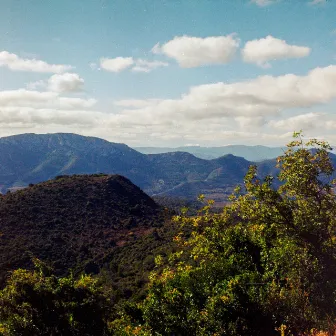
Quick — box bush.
[119,133,336,335]
[0,259,111,336]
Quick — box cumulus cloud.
[0,51,72,73]
[47,73,84,93]
[0,88,103,138]
[2,65,336,146]
[0,106,104,127]
[114,99,163,108]
[0,89,96,110]
[235,116,265,129]
[152,35,240,68]
[26,80,46,90]
[114,65,336,126]
[132,59,169,73]
[242,36,311,67]
[251,0,279,7]
[0,87,103,135]
[99,57,168,73]
[100,57,134,72]
[269,112,325,130]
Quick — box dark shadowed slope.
[0,174,165,285]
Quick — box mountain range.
[135,145,285,161]
[1,133,335,203]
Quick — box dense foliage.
[0,259,111,336]
[0,174,173,303]
[1,133,336,335]
[114,133,336,335]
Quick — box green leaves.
[120,133,336,335]
[0,262,111,336]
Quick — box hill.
[0,174,169,290]
[3,133,335,204]
[135,144,285,161]
[152,154,252,205]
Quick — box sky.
[0,0,335,147]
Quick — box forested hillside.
[0,174,181,302]
[0,134,336,335]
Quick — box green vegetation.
[113,133,336,335]
[0,259,111,336]
[0,174,175,305]
[1,133,335,335]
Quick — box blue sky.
[0,0,335,146]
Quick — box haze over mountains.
[136,145,285,161]
[1,133,335,203]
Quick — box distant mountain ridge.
[0,133,154,192]
[135,145,285,161]
[0,133,253,202]
[1,133,335,203]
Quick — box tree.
[0,259,111,336]
[121,133,336,335]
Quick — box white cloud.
[0,88,101,133]
[47,73,84,93]
[325,120,336,130]
[0,89,96,110]
[235,116,265,129]
[0,90,57,107]
[111,65,336,131]
[100,57,134,72]
[269,112,325,130]
[26,80,46,90]
[99,57,169,73]
[0,88,101,134]
[242,35,311,67]
[114,99,163,108]
[132,59,169,73]
[2,65,336,147]
[0,51,72,73]
[152,35,240,68]
[251,0,278,7]
[0,106,104,127]
[58,97,96,110]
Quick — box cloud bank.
[242,36,311,67]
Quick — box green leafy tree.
[0,259,111,336]
[121,133,336,335]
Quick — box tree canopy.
[0,259,111,336]
[114,133,336,336]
